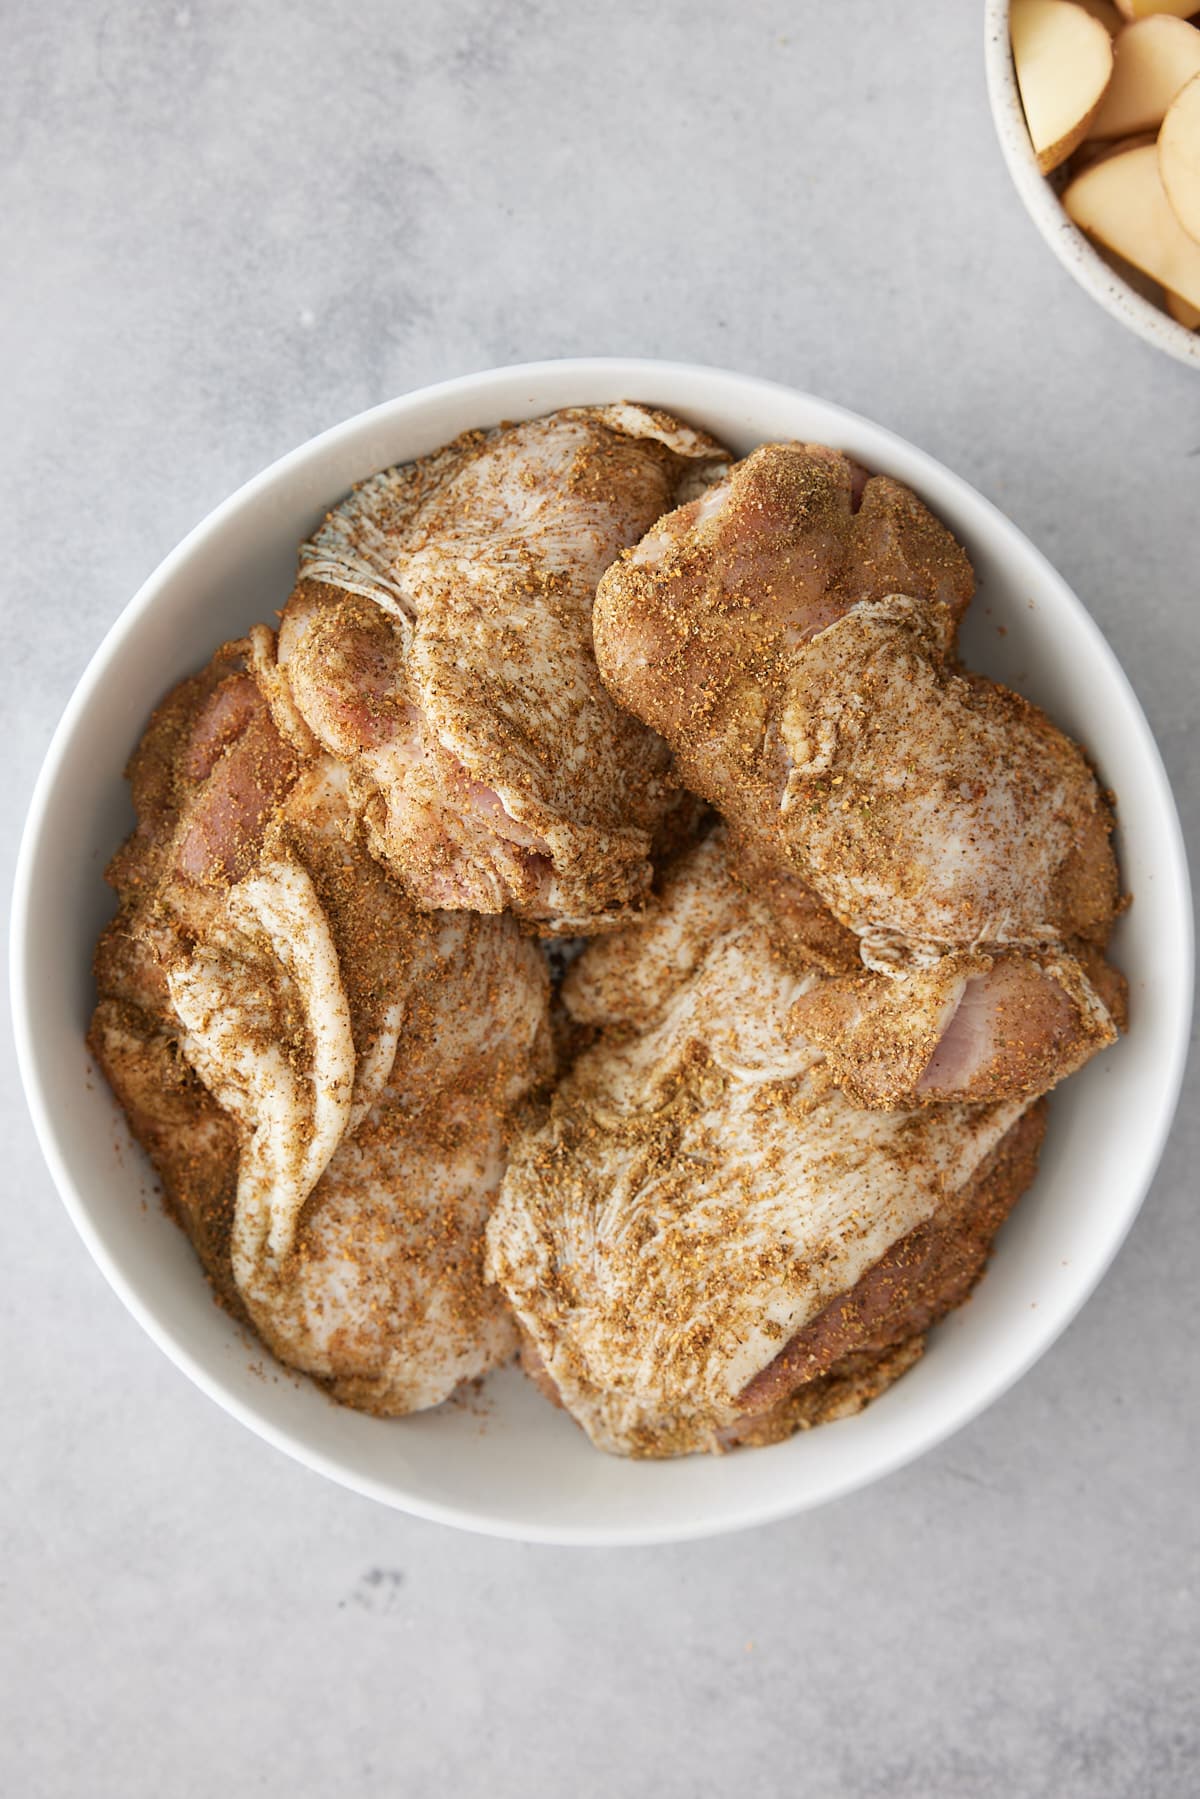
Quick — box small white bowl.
[984,0,1200,369]
[11,359,1193,1545]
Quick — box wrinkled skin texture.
[724,1100,1047,1444]
[279,405,729,931]
[594,443,1119,962]
[91,637,551,1414]
[486,832,1083,1458]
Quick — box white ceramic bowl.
[12,359,1193,1545]
[984,0,1200,370]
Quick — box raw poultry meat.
[88,416,1130,1453]
[90,633,551,1412]
[486,829,1118,1457]
[790,939,1124,1110]
[593,444,1120,966]
[278,405,728,932]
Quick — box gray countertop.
[3,4,1197,1795]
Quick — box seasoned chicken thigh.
[486,831,1116,1457]
[240,894,549,1413]
[790,941,1123,1111]
[91,919,243,1310]
[594,444,1119,963]
[279,406,728,931]
[90,634,551,1413]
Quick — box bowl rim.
[10,357,1195,1544]
[983,0,1200,370]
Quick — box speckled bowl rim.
[984,0,1200,369]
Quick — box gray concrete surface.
[3,3,1197,1794]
